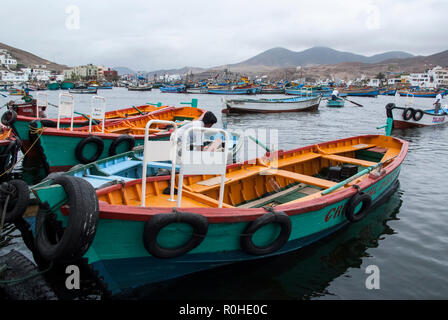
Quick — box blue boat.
[160,85,186,93]
[207,87,258,95]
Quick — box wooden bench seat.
[321,154,377,167]
[265,169,337,189]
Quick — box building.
[0,49,18,68]
[103,68,118,81]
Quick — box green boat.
[28,133,408,296]
[46,82,60,90]
[326,98,345,107]
[60,82,75,90]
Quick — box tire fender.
[74,135,104,164]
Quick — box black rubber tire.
[344,192,372,223]
[402,108,415,121]
[74,135,104,164]
[35,175,99,263]
[0,179,29,223]
[1,110,17,126]
[108,134,135,156]
[143,212,208,259]
[41,172,64,182]
[385,103,395,118]
[413,109,424,121]
[240,212,291,256]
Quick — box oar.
[48,102,92,121]
[247,135,271,152]
[132,106,145,115]
[341,96,363,107]
[0,93,7,98]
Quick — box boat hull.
[84,166,402,295]
[390,106,448,128]
[223,96,321,114]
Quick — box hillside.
[228,46,414,69]
[0,42,68,72]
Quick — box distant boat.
[260,85,285,94]
[222,95,322,114]
[159,85,186,93]
[60,82,75,90]
[326,98,345,108]
[385,103,448,129]
[128,85,153,91]
[100,82,114,89]
[340,87,379,97]
[208,84,259,95]
[8,88,25,95]
[46,82,60,90]
[397,89,447,98]
[68,88,98,94]
[380,88,397,96]
[185,87,208,94]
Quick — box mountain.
[0,42,67,72]
[113,66,135,75]
[229,46,414,68]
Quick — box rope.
[0,126,45,179]
[0,261,53,285]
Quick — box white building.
[0,70,28,82]
[368,79,381,87]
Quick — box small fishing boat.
[397,89,447,98]
[60,82,75,90]
[380,88,397,96]
[29,132,408,295]
[128,85,152,91]
[385,102,448,129]
[46,82,60,90]
[340,87,379,97]
[326,98,345,108]
[69,88,98,94]
[260,85,285,94]
[207,84,259,95]
[8,88,25,96]
[28,106,206,172]
[185,87,208,94]
[100,82,114,89]
[159,85,186,93]
[222,95,322,114]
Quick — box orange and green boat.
[28,106,206,172]
[30,133,408,295]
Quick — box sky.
[1,0,447,71]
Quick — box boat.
[159,85,186,93]
[222,95,322,114]
[3,97,168,159]
[385,102,448,129]
[326,98,345,108]
[340,87,379,97]
[380,88,397,96]
[27,106,206,172]
[8,88,25,96]
[397,89,447,98]
[69,88,98,94]
[185,87,209,94]
[207,84,259,95]
[60,82,75,90]
[29,132,408,295]
[260,85,285,94]
[128,85,152,91]
[46,82,60,90]
[100,82,114,89]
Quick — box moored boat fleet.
[0,77,447,298]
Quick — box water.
[2,88,448,299]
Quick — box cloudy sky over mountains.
[1,0,447,70]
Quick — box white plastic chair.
[89,96,106,133]
[57,93,74,130]
[36,92,48,119]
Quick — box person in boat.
[331,88,339,100]
[433,89,443,115]
[176,111,218,151]
[21,88,33,104]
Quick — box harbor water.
[2,88,448,299]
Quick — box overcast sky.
[1,0,447,71]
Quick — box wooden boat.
[340,87,379,97]
[185,87,208,94]
[46,82,60,90]
[380,88,397,96]
[8,88,25,96]
[326,98,345,107]
[222,95,321,114]
[260,85,285,94]
[4,101,169,159]
[207,85,259,95]
[60,82,75,90]
[28,106,206,172]
[397,89,447,98]
[128,85,152,91]
[385,102,448,129]
[68,88,98,94]
[159,85,186,93]
[29,133,408,295]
